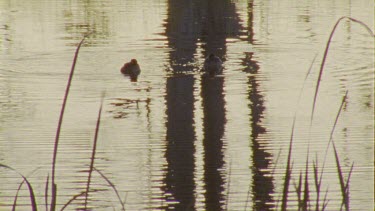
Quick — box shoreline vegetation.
[1,17,374,211]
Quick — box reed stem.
[50,32,92,211]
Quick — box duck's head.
[130,59,138,64]
[208,53,215,59]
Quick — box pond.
[0,0,373,210]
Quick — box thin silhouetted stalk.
[281,53,317,211]
[314,16,374,177]
[301,156,310,211]
[0,164,37,211]
[44,174,49,211]
[308,16,373,211]
[311,16,375,121]
[332,142,354,211]
[293,171,302,211]
[280,55,316,211]
[60,191,87,211]
[345,163,354,195]
[94,167,126,211]
[332,141,348,211]
[280,119,294,211]
[313,159,320,211]
[12,180,25,211]
[50,32,92,211]
[271,148,283,176]
[326,91,351,210]
[321,188,329,211]
[84,93,105,209]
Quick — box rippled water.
[0,0,374,210]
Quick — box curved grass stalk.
[0,164,37,211]
[94,167,126,211]
[308,16,373,210]
[84,92,105,209]
[12,180,25,211]
[44,174,49,211]
[280,54,317,211]
[50,32,93,211]
[60,191,87,211]
[311,16,375,122]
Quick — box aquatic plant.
[50,32,92,211]
[1,32,126,210]
[280,16,374,211]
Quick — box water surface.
[0,0,374,210]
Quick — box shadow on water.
[163,0,198,209]
[163,0,243,210]
[199,1,241,210]
[244,1,275,210]
[164,75,196,210]
[200,75,226,210]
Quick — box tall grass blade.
[313,159,320,211]
[94,167,126,211]
[44,174,49,211]
[309,16,373,209]
[12,180,25,211]
[84,92,105,209]
[302,157,310,211]
[326,91,350,210]
[321,188,329,211]
[293,171,302,211]
[271,148,282,176]
[344,163,354,194]
[50,32,92,211]
[311,16,375,122]
[60,191,87,211]
[332,142,348,211]
[280,54,317,211]
[0,164,38,211]
[343,163,354,209]
[280,119,295,211]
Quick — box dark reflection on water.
[164,0,200,73]
[246,56,275,210]
[245,1,275,210]
[164,75,196,210]
[163,1,197,209]
[163,0,243,210]
[199,1,241,210]
[199,1,242,59]
[201,76,226,210]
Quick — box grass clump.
[1,32,125,211]
[279,16,374,211]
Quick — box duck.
[203,53,223,76]
[121,59,141,81]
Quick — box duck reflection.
[199,0,241,210]
[245,1,275,209]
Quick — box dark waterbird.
[121,59,141,81]
[203,53,223,76]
